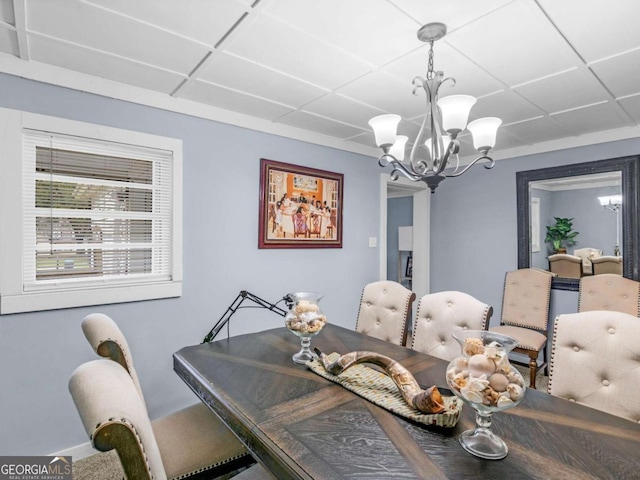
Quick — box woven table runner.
[307,352,462,428]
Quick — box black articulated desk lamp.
[202,290,293,343]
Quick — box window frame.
[0,108,183,314]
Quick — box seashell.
[507,383,524,401]
[461,388,484,404]
[466,374,490,392]
[446,368,457,382]
[454,356,468,371]
[463,338,485,356]
[506,372,520,383]
[468,354,496,377]
[497,396,514,408]
[489,373,509,392]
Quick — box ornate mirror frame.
[517,155,640,291]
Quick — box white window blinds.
[22,129,173,291]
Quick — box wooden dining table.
[173,324,640,480]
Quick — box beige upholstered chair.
[548,253,583,278]
[69,360,270,480]
[591,255,623,275]
[411,291,493,361]
[489,269,552,389]
[573,247,602,275]
[578,274,640,316]
[548,311,640,422]
[81,313,257,479]
[355,280,416,346]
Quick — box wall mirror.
[517,156,640,291]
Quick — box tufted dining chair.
[410,291,493,361]
[578,274,640,316]
[69,359,271,480]
[355,280,416,346]
[81,313,257,479]
[573,247,602,276]
[489,269,553,389]
[548,311,640,423]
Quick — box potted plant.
[545,217,579,253]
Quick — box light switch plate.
[369,237,377,247]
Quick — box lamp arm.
[202,290,290,343]
[445,152,496,178]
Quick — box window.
[0,108,182,314]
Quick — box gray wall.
[386,196,413,288]
[429,138,640,329]
[0,73,381,455]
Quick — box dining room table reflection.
[173,324,640,480]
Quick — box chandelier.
[368,23,502,193]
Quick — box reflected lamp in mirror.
[598,194,622,256]
[598,194,622,212]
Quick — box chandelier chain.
[427,40,435,80]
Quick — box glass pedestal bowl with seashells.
[445,330,526,460]
[284,292,327,364]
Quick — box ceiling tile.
[446,0,580,86]
[181,80,294,120]
[470,89,545,125]
[501,116,574,145]
[590,49,640,99]
[222,13,370,90]
[337,70,424,120]
[277,110,364,139]
[618,95,640,124]
[302,93,385,128]
[84,0,248,48]
[391,0,513,30]
[381,42,505,98]
[29,35,186,93]
[0,1,15,25]
[198,52,327,108]
[261,0,419,67]
[551,102,629,136]
[515,68,610,114]
[26,1,209,74]
[0,25,18,57]
[537,0,640,62]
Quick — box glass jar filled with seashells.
[445,330,526,460]
[284,292,327,364]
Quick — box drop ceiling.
[1,0,639,161]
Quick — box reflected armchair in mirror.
[573,247,602,276]
[548,254,583,279]
[591,255,622,275]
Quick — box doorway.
[378,174,430,300]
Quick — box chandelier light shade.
[369,22,502,192]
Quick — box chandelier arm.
[446,154,496,178]
[408,76,431,175]
[379,153,421,180]
[390,164,422,182]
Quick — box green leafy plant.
[545,217,579,253]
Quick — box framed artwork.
[258,158,343,249]
[405,255,413,278]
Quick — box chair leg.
[527,352,538,389]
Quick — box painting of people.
[259,159,343,248]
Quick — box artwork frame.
[405,255,413,278]
[258,158,343,249]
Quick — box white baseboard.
[51,442,98,460]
